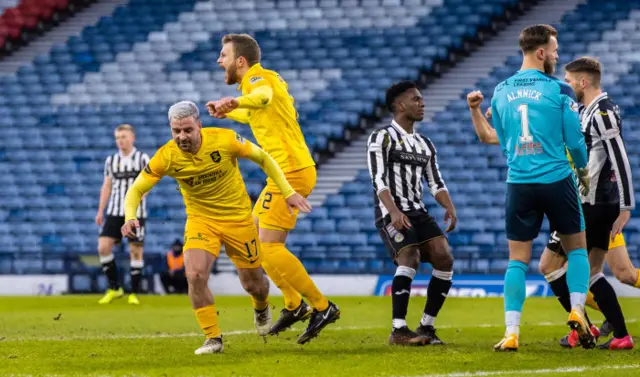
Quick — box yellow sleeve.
[225,108,251,124]
[124,150,167,221]
[237,81,273,109]
[227,131,295,198]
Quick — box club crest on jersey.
[570,100,579,113]
[210,151,221,163]
[249,76,263,84]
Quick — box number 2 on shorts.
[262,192,273,210]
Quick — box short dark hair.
[221,34,261,66]
[565,56,602,87]
[519,24,558,53]
[385,81,418,113]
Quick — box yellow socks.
[262,242,329,311]
[195,305,221,338]
[635,269,640,288]
[252,296,269,311]
[261,259,302,310]
[585,290,600,312]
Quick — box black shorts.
[377,210,444,261]
[99,216,146,244]
[546,203,619,255]
[506,173,584,241]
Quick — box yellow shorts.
[183,215,262,269]
[609,233,626,249]
[253,166,316,231]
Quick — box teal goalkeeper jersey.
[491,69,588,184]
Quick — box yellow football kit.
[225,63,316,231]
[224,63,330,312]
[123,127,295,268]
[566,151,626,249]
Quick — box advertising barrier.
[1,273,639,297]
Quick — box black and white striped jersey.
[367,120,448,222]
[104,148,150,218]
[580,92,634,210]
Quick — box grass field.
[0,295,638,377]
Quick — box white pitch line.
[6,364,640,377]
[3,319,636,343]
[404,364,640,377]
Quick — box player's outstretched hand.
[121,219,140,239]
[390,209,411,230]
[611,210,630,241]
[215,97,239,114]
[206,101,227,119]
[444,207,457,233]
[286,193,312,214]
[467,90,484,109]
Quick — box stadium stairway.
[0,0,128,74]
[307,0,585,208]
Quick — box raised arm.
[208,76,275,116]
[467,91,499,145]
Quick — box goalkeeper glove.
[576,168,590,196]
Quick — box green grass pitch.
[0,296,638,377]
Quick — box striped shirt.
[580,92,634,210]
[104,148,150,218]
[367,120,447,222]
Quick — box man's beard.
[575,89,584,103]
[543,58,555,75]
[226,63,237,85]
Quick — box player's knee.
[240,275,266,297]
[397,248,420,269]
[433,250,454,271]
[185,268,208,286]
[538,259,554,276]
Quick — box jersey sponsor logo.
[181,169,227,188]
[249,76,263,84]
[389,150,430,166]
[210,151,221,163]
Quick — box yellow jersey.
[228,63,315,173]
[140,128,255,223]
